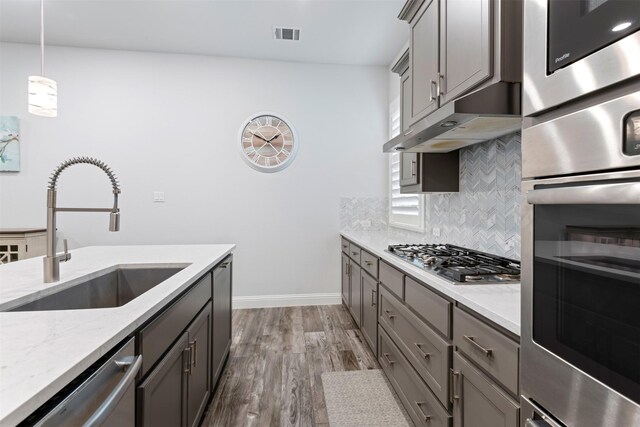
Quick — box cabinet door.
[341,253,350,306]
[439,0,492,105]
[187,304,212,427]
[349,264,362,327]
[452,353,519,427]
[410,0,439,124]
[138,333,189,427]
[360,271,378,356]
[212,259,232,387]
[401,70,413,132]
[400,153,419,187]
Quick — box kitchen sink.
[9,265,186,312]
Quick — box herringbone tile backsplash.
[340,132,522,259]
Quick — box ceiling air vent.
[273,27,300,41]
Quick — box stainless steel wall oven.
[521,87,640,427]
[523,0,640,116]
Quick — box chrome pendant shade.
[28,0,57,117]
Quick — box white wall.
[0,42,388,301]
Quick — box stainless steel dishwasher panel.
[35,337,140,427]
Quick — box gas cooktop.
[386,243,521,284]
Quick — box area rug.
[322,370,414,427]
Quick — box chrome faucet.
[44,157,121,283]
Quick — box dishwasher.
[23,337,141,427]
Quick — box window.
[388,96,424,232]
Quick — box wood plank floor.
[202,305,380,427]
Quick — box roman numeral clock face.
[239,114,298,172]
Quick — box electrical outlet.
[432,227,441,237]
[361,219,372,228]
[153,192,165,203]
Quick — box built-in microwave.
[523,0,640,116]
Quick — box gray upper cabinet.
[410,0,440,124]
[212,258,232,387]
[452,353,519,427]
[401,70,413,132]
[400,152,420,187]
[439,0,492,105]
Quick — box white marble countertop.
[341,231,520,336]
[0,244,234,426]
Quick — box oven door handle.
[527,181,640,205]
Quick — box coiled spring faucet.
[44,157,121,283]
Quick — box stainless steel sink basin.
[9,266,186,311]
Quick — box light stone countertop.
[0,244,234,426]
[341,230,520,337]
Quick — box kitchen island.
[0,244,234,426]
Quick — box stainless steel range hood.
[384,82,522,153]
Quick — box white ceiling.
[0,0,409,66]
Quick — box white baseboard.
[232,292,342,309]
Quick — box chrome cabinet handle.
[190,339,197,369]
[464,335,493,357]
[414,343,431,359]
[403,129,414,136]
[415,401,432,422]
[371,289,377,306]
[383,352,395,366]
[364,261,372,266]
[384,309,396,320]
[219,262,229,269]
[437,72,444,96]
[184,346,192,374]
[429,79,437,101]
[352,251,358,256]
[84,355,142,427]
[450,369,460,403]
[410,160,416,177]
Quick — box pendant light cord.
[40,0,45,76]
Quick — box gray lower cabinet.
[138,332,189,427]
[188,304,212,427]
[138,303,212,427]
[452,353,519,427]
[212,257,232,388]
[349,263,362,327]
[360,270,378,356]
[341,253,350,306]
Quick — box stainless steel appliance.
[22,338,141,426]
[386,243,521,284]
[521,90,640,426]
[523,0,640,116]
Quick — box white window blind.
[388,96,424,231]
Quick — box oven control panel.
[624,110,640,156]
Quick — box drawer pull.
[364,261,372,266]
[384,310,396,320]
[415,402,432,422]
[414,343,431,359]
[450,369,460,403]
[352,251,358,256]
[463,335,493,357]
[342,244,348,249]
[383,353,395,366]
[371,289,377,306]
[219,262,229,269]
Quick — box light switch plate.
[432,227,441,237]
[153,192,165,203]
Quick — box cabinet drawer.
[341,237,350,254]
[360,249,378,279]
[379,328,452,427]
[379,261,404,299]
[405,277,452,337]
[348,242,361,264]
[453,307,519,395]
[379,287,452,407]
[139,273,212,376]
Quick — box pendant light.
[28,0,57,117]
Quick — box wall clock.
[238,113,298,172]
